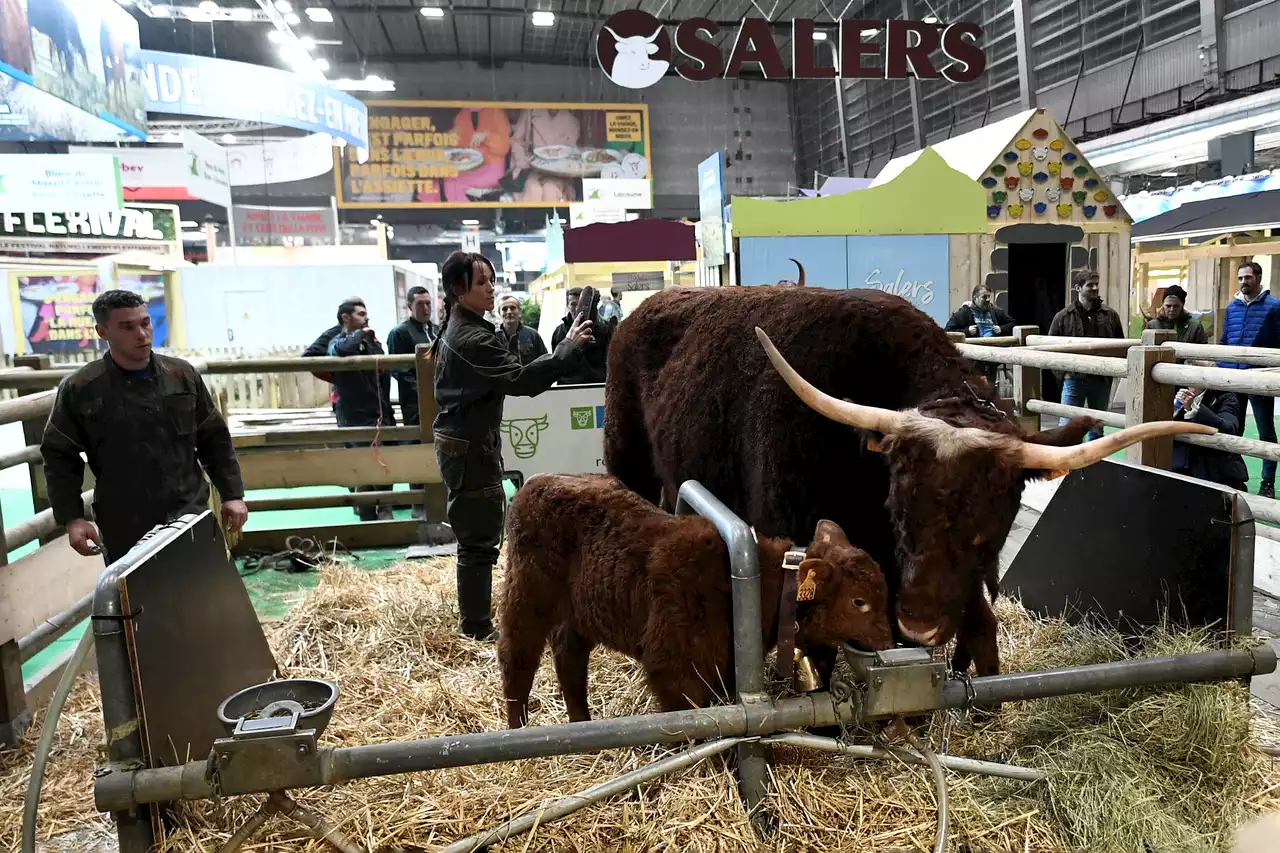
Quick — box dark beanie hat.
[1163,284,1188,303]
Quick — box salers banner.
[336,101,652,209]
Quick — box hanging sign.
[697,152,726,266]
[183,131,232,208]
[0,154,121,213]
[0,204,177,255]
[139,50,369,150]
[582,178,652,209]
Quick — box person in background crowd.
[495,295,547,365]
[328,299,396,521]
[432,251,592,641]
[1218,261,1280,497]
[1147,284,1208,344]
[1172,360,1249,492]
[41,290,248,563]
[599,291,622,332]
[303,295,365,420]
[946,284,1015,387]
[387,286,436,520]
[1048,270,1125,441]
[551,287,612,385]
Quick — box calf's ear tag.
[865,438,883,453]
[797,574,817,601]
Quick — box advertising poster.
[697,152,726,266]
[501,384,607,478]
[182,131,231,208]
[115,271,166,347]
[0,0,147,138]
[0,153,121,213]
[0,76,135,143]
[232,205,337,246]
[337,101,652,209]
[11,270,102,353]
[738,236,847,289]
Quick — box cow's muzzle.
[897,617,941,646]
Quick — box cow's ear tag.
[865,438,883,453]
[822,534,831,542]
[1045,469,1069,481]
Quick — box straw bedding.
[2,556,1279,853]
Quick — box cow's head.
[795,519,894,654]
[502,415,549,459]
[604,25,662,57]
[755,327,1216,648]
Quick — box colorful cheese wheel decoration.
[1084,178,1099,188]
[1060,177,1075,189]
[1032,127,1049,139]
[1073,190,1087,204]
[1057,203,1073,218]
[1015,138,1032,150]
[1104,204,1118,217]
[1018,162,1034,176]
[1005,176,1021,189]
[1034,202,1047,214]
[993,191,1007,204]
[987,205,1001,218]
[1063,152,1078,162]
[1033,171,1049,183]
[982,177,998,188]
[1047,161,1061,175]
[1083,205,1097,218]
[1018,187,1034,201]
[1049,139,1065,151]
[1032,145,1050,161]
[1003,151,1019,162]
[1094,190,1109,202]
[1045,187,1061,202]
[991,164,1006,175]
[1008,203,1024,218]
[1074,165,1089,176]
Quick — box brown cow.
[498,473,893,727]
[604,286,1215,678]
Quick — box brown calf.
[498,474,893,728]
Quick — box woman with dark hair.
[432,251,592,640]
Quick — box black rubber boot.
[457,560,497,641]
[1262,481,1275,500]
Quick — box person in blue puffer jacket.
[1218,261,1280,497]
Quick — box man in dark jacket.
[303,295,364,416]
[551,287,612,384]
[41,290,248,563]
[1048,270,1125,441]
[1146,284,1208,344]
[1218,261,1280,496]
[1172,361,1249,492]
[386,286,436,519]
[328,299,396,521]
[495,295,547,365]
[946,284,1014,387]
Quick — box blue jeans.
[1060,375,1112,441]
[1241,394,1277,483]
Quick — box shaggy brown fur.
[498,473,892,727]
[604,286,1097,676]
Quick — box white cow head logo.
[599,18,669,90]
[1032,145,1050,161]
[502,416,549,459]
[1018,187,1035,202]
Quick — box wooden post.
[1125,344,1177,469]
[1012,325,1041,434]
[1141,328,1175,347]
[946,331,965,343]
[0,639,27,747]
[14,355,53,543]
[414,343,447,523]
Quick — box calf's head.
[756,327,1217,648]
[795,519,894,653]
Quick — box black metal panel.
[1002,460,1252,634]
[1070,245,1090,269]
[120,512,277,769]
[985,271,1009,292]
[994,224,1086,245]
[990,247,1008,272]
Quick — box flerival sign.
[596,10,985,90]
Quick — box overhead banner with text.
[139,50,369,151]
[337,101,652,209]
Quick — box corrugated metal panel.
[1222,0,1280,70]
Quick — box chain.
[964,380,1009,420]
[206,751,227,828]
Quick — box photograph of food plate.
[444,147,485,173]
[532,147,624,179]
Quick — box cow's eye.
[854,598,867,608]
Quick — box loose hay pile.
[2,557,1279,852]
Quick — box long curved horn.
[1016,420,1217,471]
[756,327,905,434]
[790,258,805,288]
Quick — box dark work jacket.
[550,313,612,384]
[1147,312,1209,345]
[386,317,435,426]
[495,323,548,366]
[432,306,579,487]
[328,329,396,428]
[1047,299,1125,380]
[40,352,244,561]
[945,303,1015,337]
[303,324,342,383]
[1172,389,1249,488]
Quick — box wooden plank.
[232,426,420,448]
[1134,238,1280,266]
[237,443,441,489]
[235,519,423,553]
[0,535,104,646]
[957,344,1128,377]
[245,489,417,511]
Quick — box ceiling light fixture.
[315,57,330,71]
[304,6,332,22]
[923,14,938,23]
[860,27,878,37]
[284,11,300,24]
[420,6,444,17]
[221,133,236,144]
[197,0,218,12]
[462,218,480,225]
[267,29,284,42]
[812,31,827,41]
[531,10,554,26]
[274,0,291,11]
[331,74,396,92]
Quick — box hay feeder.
[21,482,1280,853]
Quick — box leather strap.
[776,546,807,681]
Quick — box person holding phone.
[431,252,592,641]
[551,286,612,385]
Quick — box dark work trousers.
[399,396,428,518]
[434,429,505,638]
[1240,393,1278,484]
[345,440,394,521]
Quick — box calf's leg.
[550,625,596,723]
[951,588,1000,677]
[497,611,557,729]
